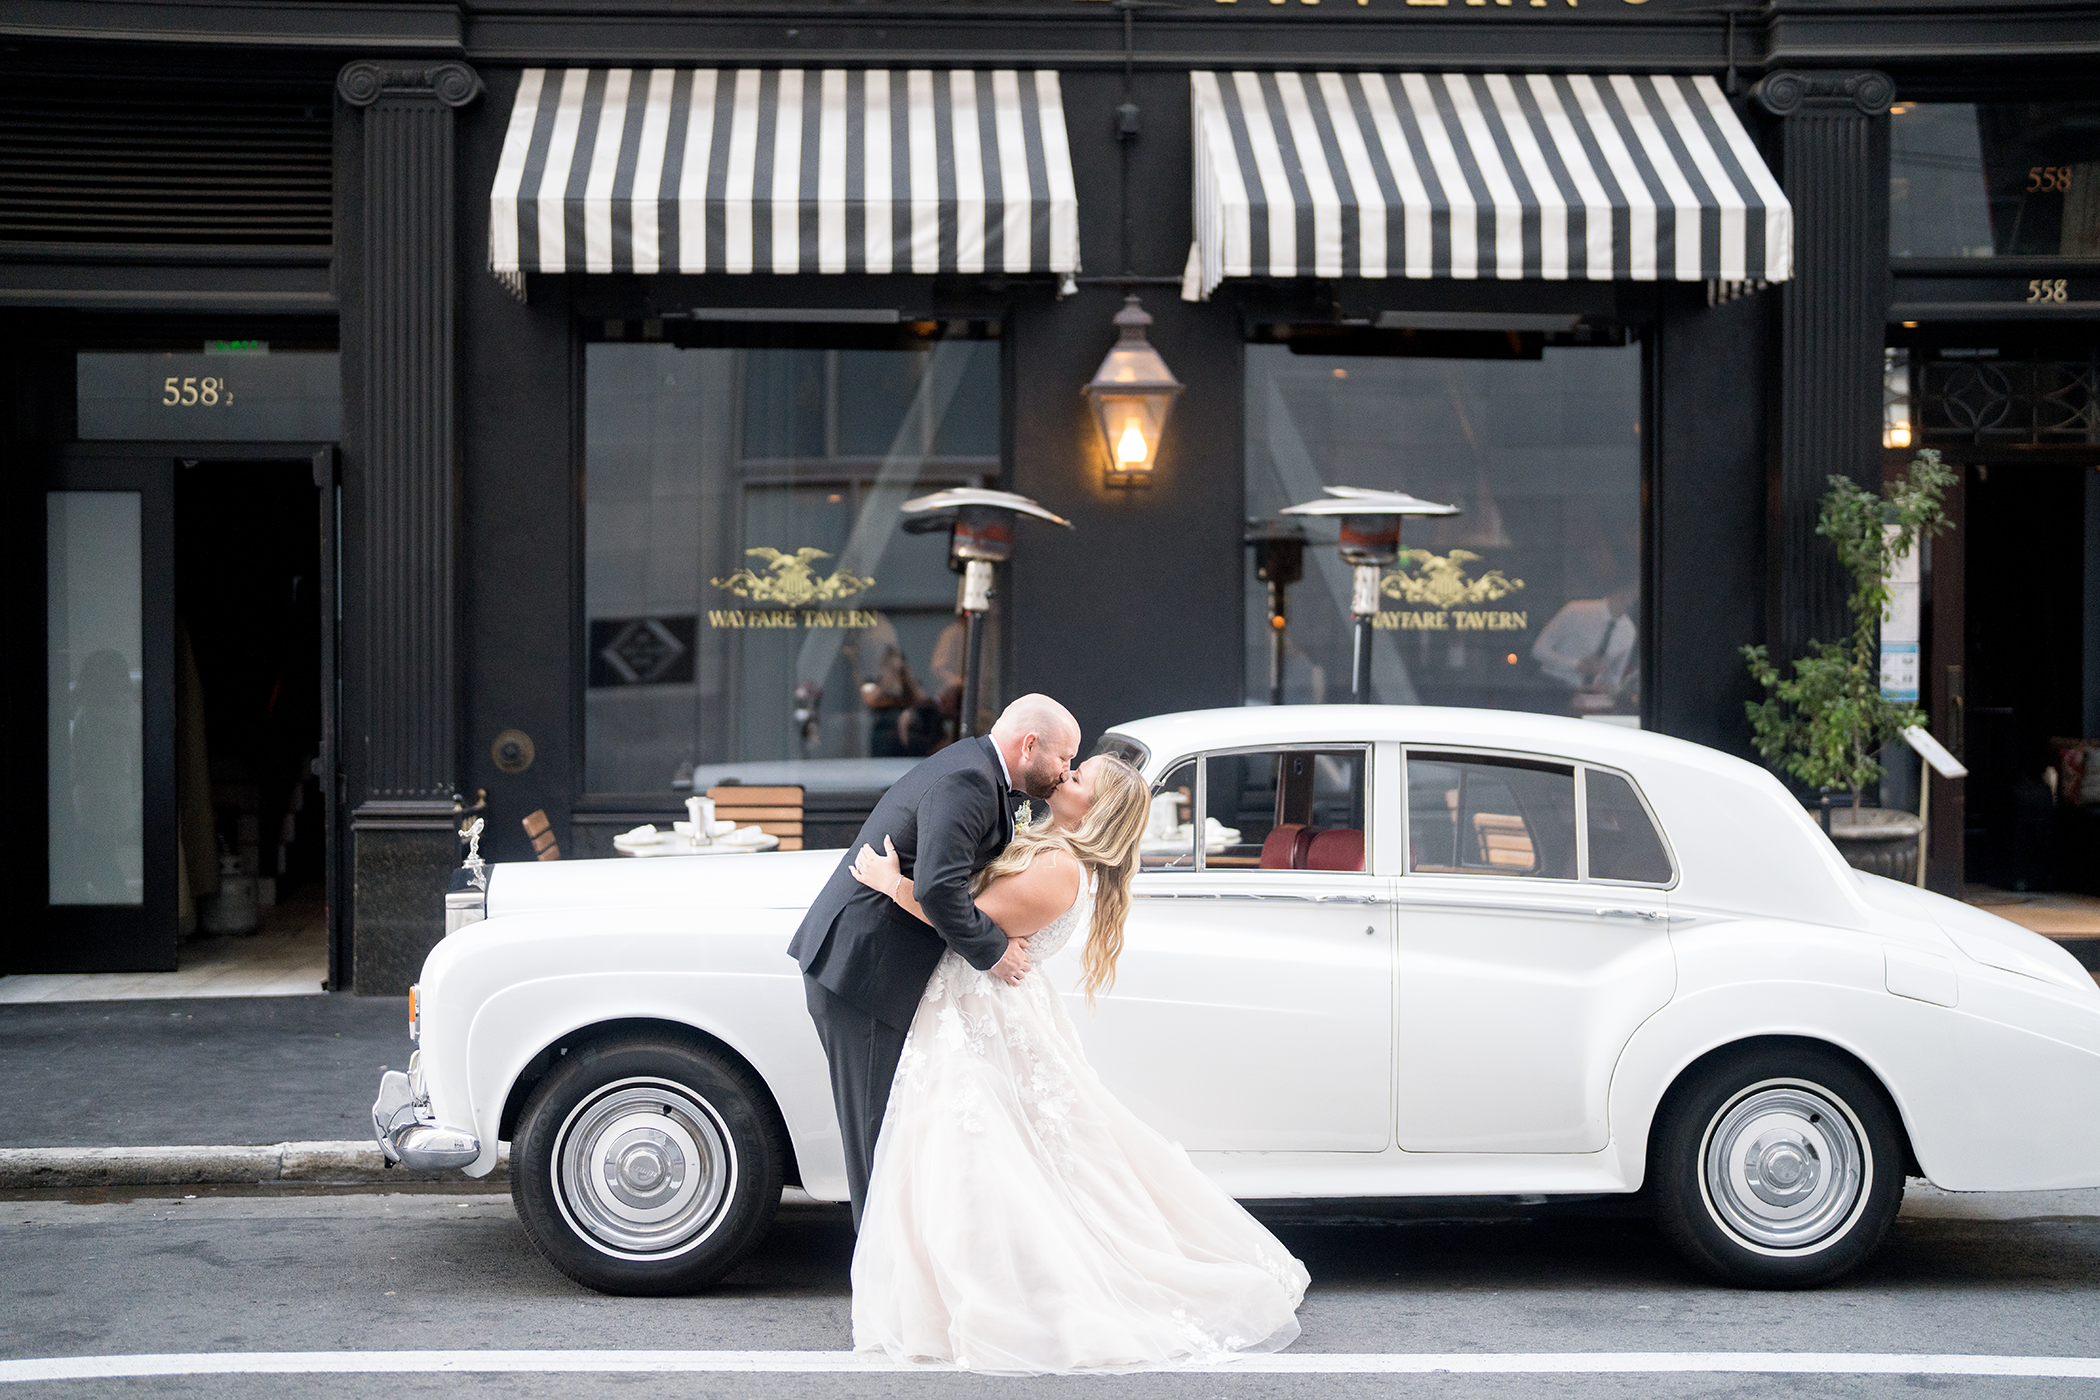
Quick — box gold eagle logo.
[1380,549,1526,610]
[710,547,876,607]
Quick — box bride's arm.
[849,837,935,924]
[850,840,1081,940]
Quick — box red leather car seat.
[1305,827,1365,872]
[1260,824,1307,869]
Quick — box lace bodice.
[1022,867,1095,961]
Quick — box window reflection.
[584,325,1000,794]
[1407,753,1577,880]
[1245,344,1642,719]
[1890,102,2100,259]
[47,492,145,905]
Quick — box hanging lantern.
[1083,295,1182,487]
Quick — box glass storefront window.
[1890,102,2100,259]
[1245,342,1643,720]
[48,492,145,905]
[584,324,1000,795]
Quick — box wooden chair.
[1472,812,1534,869]
[521,809,561,861]
[707,785,805,852]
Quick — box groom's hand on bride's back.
[991,937,1030,986]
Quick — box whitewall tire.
[1650,1043,1905,1288]
[511,1035,785,1295]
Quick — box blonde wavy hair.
[972,756,1149,1003]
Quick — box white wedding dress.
[851,870,1310,1373]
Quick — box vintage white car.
[373,706,2100,1294]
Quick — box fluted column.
[338,59,481,993]
[1755,70,1893,659]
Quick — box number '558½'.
[160,376,226,406]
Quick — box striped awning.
[491,68,1080,276]
[1189,71,1790,296]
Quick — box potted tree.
[1741,450,1955,878]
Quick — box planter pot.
[1824,805,1923,881]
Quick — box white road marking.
[5,1352,2100,1382]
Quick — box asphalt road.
[4,1185,2098,1398]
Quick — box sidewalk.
[0,993,406,1149]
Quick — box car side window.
[1141,760,1198,871]
[1407,752,1578,880]
[1205,749,1369,872]
[1585,769,1674,884]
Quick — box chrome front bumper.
[372,1055,480,1170]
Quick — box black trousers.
[804,975,910,1231]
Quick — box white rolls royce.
[372,706,2100,1295]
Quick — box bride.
[845,753,1309,1373]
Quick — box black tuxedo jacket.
[789,736,1019,1031]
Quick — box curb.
[0,1141,510,1190]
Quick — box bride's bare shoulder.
[978,846,1084,935]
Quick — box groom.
[791,693,1081,1225]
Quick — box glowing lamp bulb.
[1117,421,1148,464]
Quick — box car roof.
[1106,705,1756,784]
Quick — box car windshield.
[1093,731,1149,770]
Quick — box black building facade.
[5,0,2097,994]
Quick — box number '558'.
[160,376,222,406]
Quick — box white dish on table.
[612,824,779,857]
[1138,818,1239,855]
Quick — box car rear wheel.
[511,1035,784,1295]
[1650,1044,1904,1288]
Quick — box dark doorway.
[173,460,328,946]
[16,444,333,979]
[1962,457,2093,890]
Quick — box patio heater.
[1244,521,1305,707]
[901,488,1073,738]
[1280,486,1460,704]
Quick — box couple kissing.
[788,694,1307,1373]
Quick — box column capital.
[1753,70,1895,119]
[337,60,483,110]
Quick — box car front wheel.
[511,1035,785,1295]
[1649,1044,1904,1288]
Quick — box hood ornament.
[460,815,488,891]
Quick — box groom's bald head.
[994,694,1078,747]
[991,694,1080,801]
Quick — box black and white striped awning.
[491,68,1081,276]
[1189,71,1790,296]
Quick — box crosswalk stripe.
[5,1351,2100,1382]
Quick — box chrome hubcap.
[554,1079,735,1258]
[1703,1083,1865,1251]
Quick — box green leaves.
[1743,451,1953,808]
